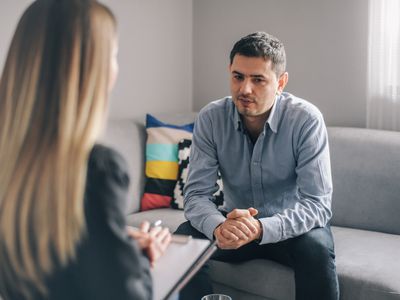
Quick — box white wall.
[0,1,32,68]
[193,0,369,127]
[103,0,193,120]
[0,1,370,127]
[0,0,193,121]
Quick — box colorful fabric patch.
[140,114,194,211]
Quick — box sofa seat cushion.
[126,208,186,232]
[333,226,400,300]
[210,226,400,300]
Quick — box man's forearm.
[184,195,226,240]
[257,194,331,244]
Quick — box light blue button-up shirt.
[183,92,333,244]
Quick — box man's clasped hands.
[214,207,263,250]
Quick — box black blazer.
[5,145,152,300]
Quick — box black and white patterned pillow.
[171,139,224,210]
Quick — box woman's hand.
[126,221,171,267]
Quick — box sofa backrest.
[100,113,198,214]
[328,127,400,235]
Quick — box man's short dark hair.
[230,32,286,77]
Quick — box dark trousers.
[175,221,339,300]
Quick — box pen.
[152,220,162,227]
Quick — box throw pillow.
[172,139,224,210]
[140,114,194,211]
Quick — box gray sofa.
[102,115,400,300]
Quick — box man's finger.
[215,226,251,250]
[226,208,252,219]
[236,217,258,234]
[221,228,240,241]
[226,219,252,237]
[216,226,237,243]
[248,207,258,217]
[218,238,247,250]
[224,225,250,241]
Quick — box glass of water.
[201,294,232,300]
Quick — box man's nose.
[239,78,252,95]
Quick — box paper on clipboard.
[151,238,217,300]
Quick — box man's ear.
[277,72,289,94]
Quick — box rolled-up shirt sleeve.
[259,113,333,244]
[183,110,226,240]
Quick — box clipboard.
[151,238,217,300]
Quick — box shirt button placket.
[250,161,258,208]
[251,135,264,211]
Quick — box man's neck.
[242,112,269,142]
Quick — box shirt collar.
[267,94,280,133]
[233,102,242,131]
[233,95,281,134]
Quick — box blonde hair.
[0,0,116,298]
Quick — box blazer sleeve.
[76,145,152,300]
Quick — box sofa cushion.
[141,114,194,211]
[333,226,400,300]
[210,226,400,300]
[171,139,192,209]
[328,127,400,235]
[172,139,224,210]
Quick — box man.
[176,32,339,300]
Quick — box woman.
[0,1,170,299]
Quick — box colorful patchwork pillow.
[140,114,194,211]
[171,139,224,210]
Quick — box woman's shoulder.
[89,144,127,171]
[87,144,130,188]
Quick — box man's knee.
[290,226,336,267]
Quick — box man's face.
[229,54,287,120]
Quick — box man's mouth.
[237,96,255,106]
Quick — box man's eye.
[254,78,265,83]
[233,75,243,80]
